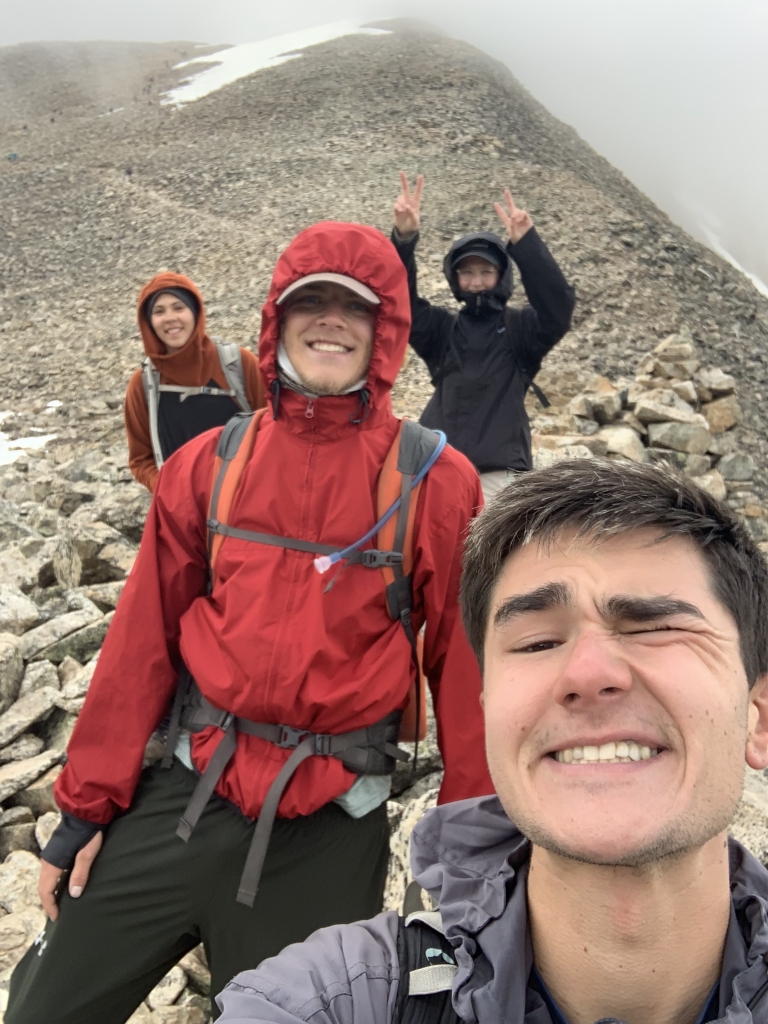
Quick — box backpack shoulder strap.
[207,409,267,579]
[377,420,441,746]
[502,308,550,409]
[214,340,252,413]
[395,913,460,1024]
[141,357,165,468]
[377,419,440,586]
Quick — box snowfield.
[163,21,390,106]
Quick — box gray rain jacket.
[217,795,768,1023]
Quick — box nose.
[316,302,348,327]
[552,630,633,709]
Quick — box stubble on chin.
[505,793,740,870]
[295,371,363,396]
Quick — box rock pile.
[523,325,767,543]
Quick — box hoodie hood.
[137,272,217,386]
[411,795,768,1023]
[259,221,411,412]
[444,232,514,313]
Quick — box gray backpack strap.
[141,357,165,468]
[214,340,252,413]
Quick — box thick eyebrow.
[492,582,571,630]
[602,595,704,623]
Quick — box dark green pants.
[6,761,390,1024]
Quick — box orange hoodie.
[124,272,266,491]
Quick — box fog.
[3,0,767,294]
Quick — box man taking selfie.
[217,459,768,1024]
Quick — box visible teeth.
[554,741,661,765]
[311,342,347,353]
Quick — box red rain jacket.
[55,222,493,826]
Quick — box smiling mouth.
[308,341,351,354]
[551,741,662,764]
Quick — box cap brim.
[450,248,503,269]
[276,273,380,306]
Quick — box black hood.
[444,232,513,314]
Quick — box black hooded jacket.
[392,227,575,472]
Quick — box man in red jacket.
[6,222,492,1024]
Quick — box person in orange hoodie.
[125,272,266,490]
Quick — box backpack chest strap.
[206,519,404,569]
[158,384,236,401]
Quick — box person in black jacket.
[392,173,576,502]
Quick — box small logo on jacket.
[425,947,455,966]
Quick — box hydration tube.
[314,430,447,575]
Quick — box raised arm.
[391,172,453,373]
[494,189,576,371]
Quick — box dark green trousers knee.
[6,760,390,1024]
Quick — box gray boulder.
[19,658,61,698]
[0,586,40,636]
[0,686,59,747]
[0,633,24,714]
[0,750,61,803]
[647,421,712,455]
[18,604,102,661]
[718,452,755,481]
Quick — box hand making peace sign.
[393,171,424,237]
[494,189,534,244]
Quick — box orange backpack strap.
[377,419,442,743]
[376,419,440,596]
[207,409,267,580]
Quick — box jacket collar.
[410,795,768,1023]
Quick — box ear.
[746,675,768,770]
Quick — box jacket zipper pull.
[305,400,315,419]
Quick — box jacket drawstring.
[270,378,281,419]
[349,388,371,425]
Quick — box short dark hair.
[460,459,768,685]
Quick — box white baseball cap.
[276,272,380,306]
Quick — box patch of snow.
[0,432,57,466]
[45,400,62,414]
[98,108,124,118]
[0,411,16,425]
[700,227,768,299]
[163,21,390,107]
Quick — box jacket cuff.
[506,226,541,258]
[391,227,419,245]
[41,813,107,870]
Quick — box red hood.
[259,222,411,406]
[137,272,216,386]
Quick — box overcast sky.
[3,0,767,293]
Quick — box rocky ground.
[1,19,768,1022]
